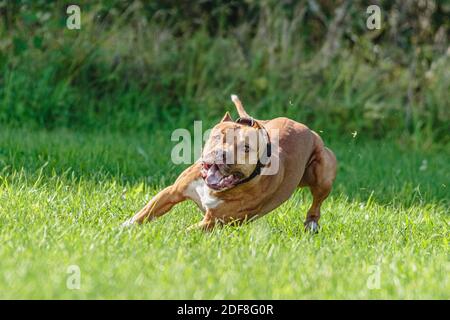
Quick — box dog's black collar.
[235,117,272,186]
[236,159,265,186]
[235,117,255,127]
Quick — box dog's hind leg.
[299,144,337,232]
[304,182,332,232]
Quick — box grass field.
[0,127,448,299]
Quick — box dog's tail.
[231,94,250,119]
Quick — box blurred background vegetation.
[0,0,448,144]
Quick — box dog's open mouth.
[201,163,243,191]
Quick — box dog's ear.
[221,112,233,122]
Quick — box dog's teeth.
[206,165,222,186]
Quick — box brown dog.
[123,95,337,232]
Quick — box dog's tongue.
[205,164,222,186]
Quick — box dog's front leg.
[122,185,185,227]
[186,210,217,231]
[122,164,201,227]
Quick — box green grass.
[1,1,448,300]
[0,127,448,299]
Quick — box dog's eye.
[244,144,250,153]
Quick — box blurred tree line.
[0,0,448,143]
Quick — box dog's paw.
[186,222,205,232]
[186,221,215,232]
[121,218,136,228]
[186,224,198,232]
[304,220,319,233]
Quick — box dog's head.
[201,112,270,191]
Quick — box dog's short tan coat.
[124,96,337,231]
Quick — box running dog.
[123,95,337,232]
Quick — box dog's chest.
[185,179,223,210]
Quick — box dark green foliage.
[0,1,448,142]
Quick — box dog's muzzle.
[201,163,242,191]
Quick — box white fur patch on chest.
[185,179,223,210]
